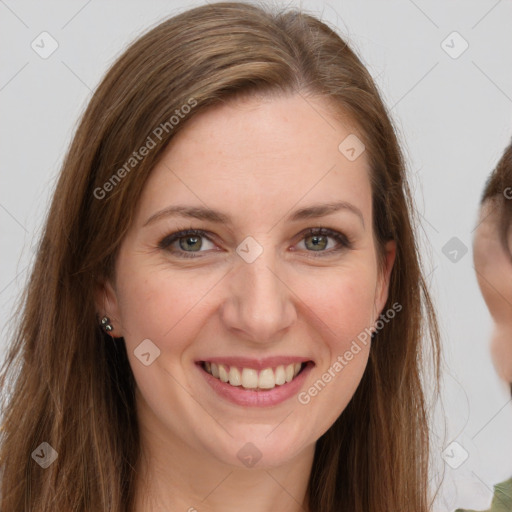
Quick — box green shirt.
[455,477,512,512]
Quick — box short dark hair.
[481,139,512,259]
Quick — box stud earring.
[100,316,114,333]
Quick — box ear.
[373,240,396,320]
[94,278,124,338]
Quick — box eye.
[158,229,217,258]
[158,227,352,259]
[294,227,352,256]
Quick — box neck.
[132,395,314,512]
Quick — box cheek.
[115,261,223,355]
[292,267,376,431]
[115,248,379,363]
[490,326,512,383]
[292,261,378,343]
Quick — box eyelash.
[157,227,352,259]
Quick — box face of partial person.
[473,200,512,384]
[97,93,395,469]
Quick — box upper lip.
[196,356,313,371]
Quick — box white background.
[1,1,511,510]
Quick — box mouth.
[198,360,310,391]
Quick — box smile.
[201,361,305,391]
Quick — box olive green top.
[455,477,512,512]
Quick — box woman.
[0,2,440,511]
[463,140,512,512]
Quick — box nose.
[220,244,297,344]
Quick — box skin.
[473,199,512,384]
[96,93,395,512]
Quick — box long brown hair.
[0,2,440,510]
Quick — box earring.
[100,316,114,333]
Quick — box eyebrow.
[143,200,365,228]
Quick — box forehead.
[137,94,373,227]
[165,93,367,170]
[474,201,512,269]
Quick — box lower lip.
[197,362,314,407]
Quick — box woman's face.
[99,93,395,468]
[473,200,512,383]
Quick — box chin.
[205,427,311,469]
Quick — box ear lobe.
[374,240,396,318]
[94,278,123,337]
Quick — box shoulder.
[454,476,512,512]
[491,476,512,511]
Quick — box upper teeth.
[204,362,303,390]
